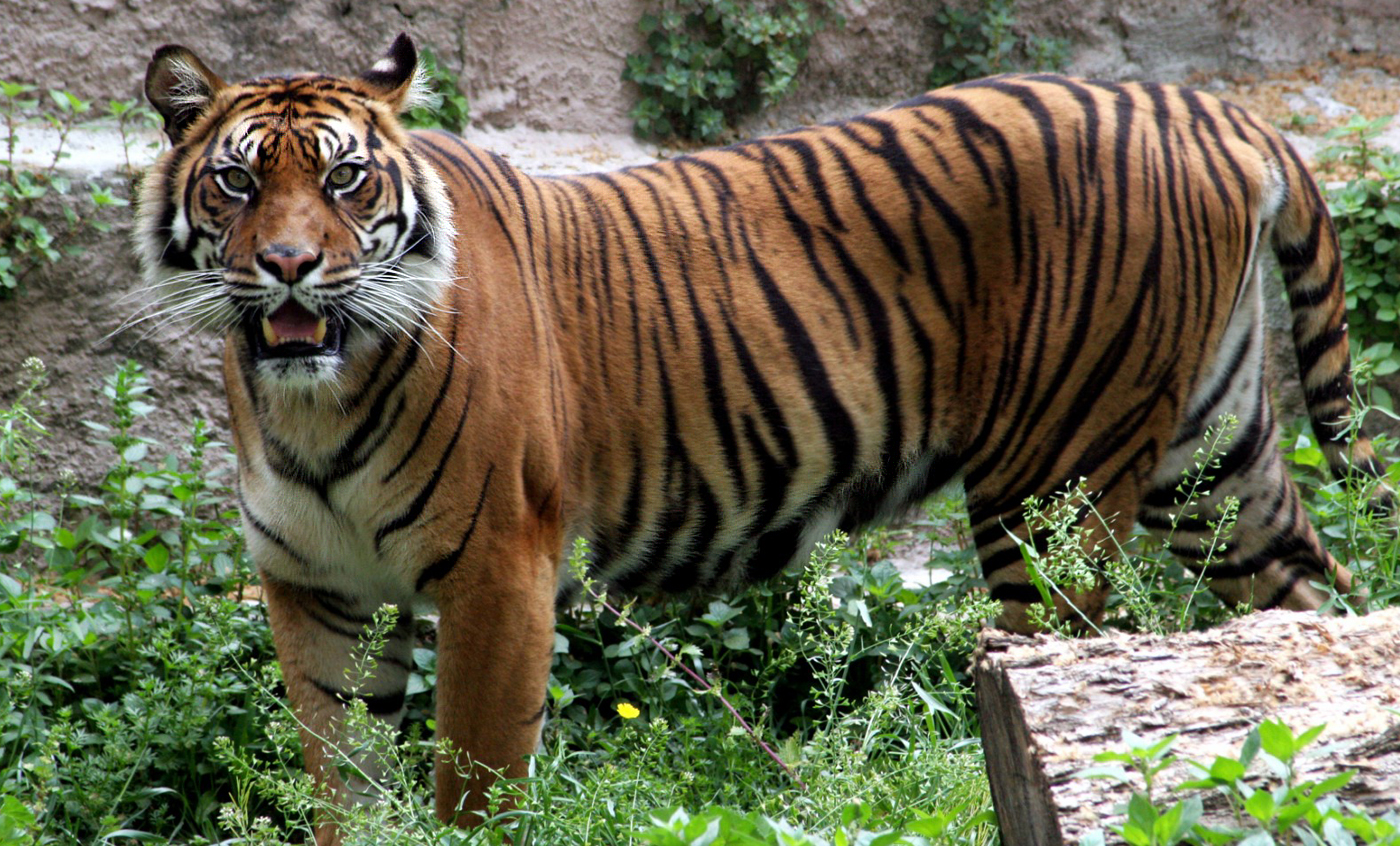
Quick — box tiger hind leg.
[973,482,1145,634]
[1139,405,1352,612]
[1138,248,1353,612]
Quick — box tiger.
[136,32,1385,841]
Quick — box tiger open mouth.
[247,299,345,360]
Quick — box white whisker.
[104,285,240,345]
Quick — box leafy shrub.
[635,802,995,845]
[1318,114,1400,378]
[1285,423,1400,612]
[0,83,134,297]
[928,0,1068,88]
[1,353,1394,843]
[2,360,1001,844]
[623,0,839,141]
[0,360,279,843]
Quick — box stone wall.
[3,0,1397,136]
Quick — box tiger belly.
[585,445,963,595]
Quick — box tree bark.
[974,608,1400,845]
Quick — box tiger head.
[135,34,455,389]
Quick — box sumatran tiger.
[135,32,1384,842]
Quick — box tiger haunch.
[135,34,1383,842]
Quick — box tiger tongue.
[265,300,326,344]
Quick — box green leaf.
[0,794,37,834]
[1126,792,1158,832]
[144,543,169,572]
[1118,824,1152,846]
[1257,720,1295,762]
[1245,787,1277,823]
[0,81,37,98]
[1208,755,1246,783]
[20,510,55,532]
[49,88,90,114]
[1294,723,1327,752]
[1311,769,1354,796]
[1240,727,1262,767]
[1155,796,1202,843]
[45,545,75,569]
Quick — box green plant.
[928,0,1068,88]
[1285,425,1400,612]
[0,82,127,297]
[1107,416,1248,635]
[1082,732,1202,846]
[1079,721,1400,845]
[212,529,1000,845]
[1317,114,1400,377]
[0,359,276,843]
[106,97,163,177]
[401,46,471,133]
[623,0,839,141]
[635,802,995,845]
[0,356,1007,844]
[1281,113,1318,133]
[0,358,48,544]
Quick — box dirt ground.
[1200,51,1400,174]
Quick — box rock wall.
[9,0,651,136]
[1024,0,1397,83]
[4,0,1398,136]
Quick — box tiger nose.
[257,244,322,283]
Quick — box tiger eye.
[328,163,360,189]
[222,168,252,192]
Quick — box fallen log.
[974,608,1400,845]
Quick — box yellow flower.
[616,702,641,720]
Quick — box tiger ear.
[145,45,226,145]
[359,32,428,113]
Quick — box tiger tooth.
[313,317,327,345]
[261,316,277,347]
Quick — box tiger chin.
[136,33,1385,843]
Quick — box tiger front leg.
[427,540,558,829]
[260,574,416,846]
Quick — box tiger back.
[136,34,1384,843]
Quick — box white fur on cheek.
[170,208,191,248]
